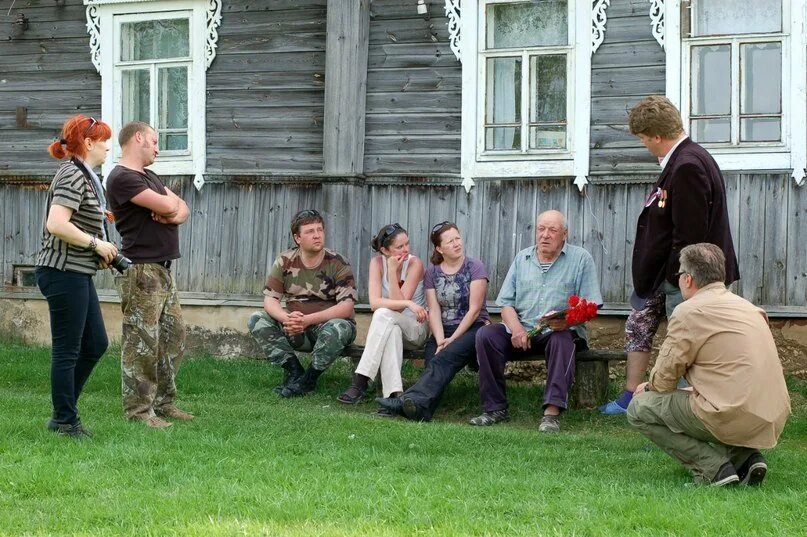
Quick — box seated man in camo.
[248,209,357,398]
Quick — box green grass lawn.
[1,343,805,536]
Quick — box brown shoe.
[156,406,195,421]
[145,416,173,429]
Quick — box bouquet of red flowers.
[527,295,599,337]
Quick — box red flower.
[568,295,580,307]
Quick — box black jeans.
[36,267,108,425]
[402,322,485,421]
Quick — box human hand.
[94,239,118,264]
[283,311,306,335]
[548,319,568,331]
[634,382,650,397]
[386,254,403,275]
[511,330,530,350]
[409,302,428,323]
[437,336,454,354]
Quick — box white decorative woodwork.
[650,0,665,49]
[444,0,461,61]
[591,0,610,55]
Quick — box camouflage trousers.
[247,311,356,371]
[116,263,186,420]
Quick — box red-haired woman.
[35,115,117,438]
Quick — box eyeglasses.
[83,117,98,138]
[381,223,403,241]
[431,221,453,234]
[674,270,689,279]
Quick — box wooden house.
[1,0,806,339]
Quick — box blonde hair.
[629,96,684,139]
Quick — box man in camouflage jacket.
[248,209,357,397]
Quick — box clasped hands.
[282,311,311,336]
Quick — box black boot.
[273,356,304,394]
[280,366,323,398]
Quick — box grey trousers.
[627,390,756,484]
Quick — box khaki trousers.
[627,390,756,483]
[355,308,428,397]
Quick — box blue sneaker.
[599,400,628,415]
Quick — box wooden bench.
[342,345,627,409]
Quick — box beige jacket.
[649,283,791,449]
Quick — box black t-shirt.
[105,165,180,263]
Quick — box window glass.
[485,57,521,150]
[529,54,566,149]
[158,66,189,150]
[693,0,781,36]
[691,45,730,116]
[741,42,781,115]
[121,19,190,61]
[121,69,150,124]
[486,0,567,49]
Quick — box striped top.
[36,160,105,275]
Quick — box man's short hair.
[679,243,726,288]
[628,96,684,139]
[290,209,325,236]
[118,121,153,148]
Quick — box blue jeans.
[36,267,108,425]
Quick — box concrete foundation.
[2,297,805,378]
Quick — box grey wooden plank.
[591,41,665,70]
[406,186,431,267]
[724,174,742,294]
[205,153,324,174]
[737,174,766,304]
[212,52,326,73]
[207,108,324,131]
[222,0,327,13]
[323,0,370,175]
[365,91,461,114]
[364,112,461,136]
[363,154,459,175]
[762,175,789,306]
[495,181,519,294]
[600,184,629,303]
[369,0,455,20]
[369,16,451,45]
[591,66,665,98]
[426,185,454,257]
[207,72,325,92]
[206,89,324,108]
[366,67,461,93]
[591,124,641,150]
[0,72,100,92]
[364,134,460,154]
[589,148,659,174]
[515,180,537,254]
[367,43,459,69]
[623,183,649,298]
[600,14,655,44]
[786,178,807,306]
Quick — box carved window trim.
[83,0,220,189]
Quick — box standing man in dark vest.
[601,96,739,415]
[106,121,193,428]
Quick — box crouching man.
[628,243,790,486]
[248,209,357,397]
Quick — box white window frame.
[461,0,591,191]
[86,0,208,184]
[664,0,806,182]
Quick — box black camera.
[110,253,132,274]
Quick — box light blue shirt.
[495,243,603,340]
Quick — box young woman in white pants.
[337,223,428,404]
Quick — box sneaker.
[710,462,740,487]
[599,400,628,415]
[538,415,561,433]
[156,406,195,421]
[468,409,510,426]
[46,419,90,439]
[737,452,767,486]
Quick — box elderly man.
[628,243,790,487]
[602,95,740,415]
[469,210,602,433]
[248,209,357,397]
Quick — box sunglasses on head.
[381,223,403,241]
[293,209,321,222]
[431,221,453,234]
[83,117,98,138]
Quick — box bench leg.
[570,361,609,409]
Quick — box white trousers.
[355,307,429,397]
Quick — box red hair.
[48,114,112,160]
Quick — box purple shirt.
[424,257,490,327]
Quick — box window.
[88,0,211,184]
[461,0,591,189]
[666,0,806,177]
